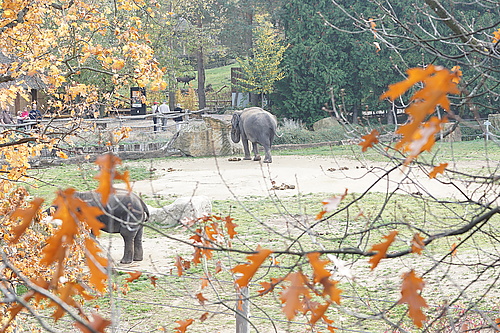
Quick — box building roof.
[0,52,46,90]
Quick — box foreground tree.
[2,1,500,332]
[0,0,166,113]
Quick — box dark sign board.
[130,87,146,115]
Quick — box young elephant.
[231,107,278,163]
[75,190,149,264]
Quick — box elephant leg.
[242,139,252,160]
[119,229,135,264]
[263,145,272,163]
[252,142,261,161]
[133,226,144,261]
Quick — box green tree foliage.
[272,0,405,125]
[273,0,499,125]
[236,14,287,106]
[218,0,284,60]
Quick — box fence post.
[235,286,249,333]
[484,120,491,141]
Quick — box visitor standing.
[17,107,29,130]
[158,101,170,131]
[173,104,183,131]
[29,102,42,131]
[0,110,14,125]
[29,103,42,122]
[151,102,160,132]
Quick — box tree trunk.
[169,90,176,111]
[352,106,359,124]
[196,47,206,110]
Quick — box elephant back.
[76,190,148,233]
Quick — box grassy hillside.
[182,64,233,92]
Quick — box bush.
[274,118,347,145]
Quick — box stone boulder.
[441,122,462,142]
[148,196,212,227]
[168,116,241,157]
[313,117,341,131]
[489,114,500,131]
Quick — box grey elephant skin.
[75,190,149,264]
[231,107,277,163]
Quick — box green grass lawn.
[19,138,500,332]
[181,64,233,92]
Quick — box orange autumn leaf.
[196,292,208,305]
[307,252,331,283]
[310,303,330,326]
[190,228,202,243]
[492,28,500,43]
[74,313,111,333]
[258,277,284,296]
[9,197,44,243]
[399,117,447,164]
[450,243,458,257]
[200,274,209,289]
[84,238,109,293]
[94,153,130,204]
[149,275,158,287]
[215,260,222,274]
[411,233,425,255]
[451,66,462,83]
[359,129,379,152]
[368,230,398,270]
[279,272,310,320]
[174,318,194,333]
[175,256,185,276]
[381,65,439,101]
[315,210,327,220]
[322,315,337,332]
[429,163,448,179]
[204,223,218,241]
[224,216,238,239]
[51,283,79,320]
[321,278,342,305]
[6,290,36,327]
[125,271,142,283]
[192,247,202,265]
[199,312,209,322]
[398,270,428,327]
[231,247,273,287]
[382,65,460,163]
[121,283,130,295]
[316,189,348,220]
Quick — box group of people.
[152,101,184,132]
[0,103,42,130]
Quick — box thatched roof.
[0,52,46,90]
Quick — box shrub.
[274,118,347,145]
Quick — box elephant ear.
[231,113,241,143]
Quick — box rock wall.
[441,122,462,142]
[488,114,500,132]
[169,115,242,157]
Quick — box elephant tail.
[141,198,150,223]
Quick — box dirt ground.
[106,154,479,271]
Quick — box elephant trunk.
[231,113,241,143]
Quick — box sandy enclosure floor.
[107,154,483,271]
[119,154,473,201]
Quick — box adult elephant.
[75,190,149,264]
[231,107,278,163]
